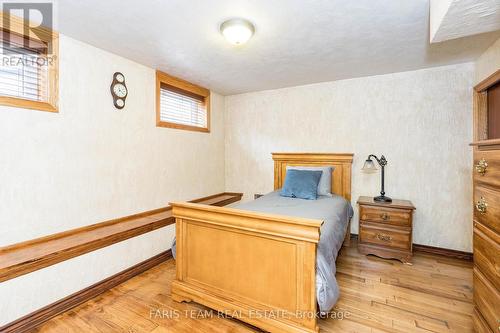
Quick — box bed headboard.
[272,153,354,201]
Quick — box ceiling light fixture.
[220,18,255,45]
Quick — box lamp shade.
[361,159,378,173]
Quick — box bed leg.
[171,292,192,303]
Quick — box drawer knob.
[475,197,488,215]
[376,233,392,242]
[475,158,488,175]
[380,213,390,221]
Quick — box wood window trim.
[473,69,500,143]
[0,12,59,113]
[155,70,210,132]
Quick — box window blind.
[159,83,207,128]
[0,31,48,102]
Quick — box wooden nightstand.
[357,196,415,264]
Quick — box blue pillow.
[280,169,322,200]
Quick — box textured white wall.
[225,63,474,252]
[0,35,225,324]
[475,37,500,84]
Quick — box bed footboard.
[170,202,323,333]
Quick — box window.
[156,70,210,132]
[0,13,58,112]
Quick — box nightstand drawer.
[360,206,411,227]
[359,223,411,250]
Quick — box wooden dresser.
[357,196,415,264]
[471,70,500,333]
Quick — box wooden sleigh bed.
[170,153,353,333]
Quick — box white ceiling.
[54,0,500,95]
[430,0,500,43]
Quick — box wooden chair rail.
[0,192,242,283]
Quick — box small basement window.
[156,70,210,132]
[0,13,59,112]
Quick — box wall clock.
[110,72,128,109]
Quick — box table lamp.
[361,154,392,202]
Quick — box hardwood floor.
[35,241,473,333]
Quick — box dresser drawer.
[359,223,411,250]
[474,307,494,333]
[473,268,500,333]
[474,150,500,189]
[474,185,500,235]
[359,206,411,227]
[474,223,500,289]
